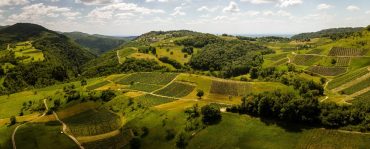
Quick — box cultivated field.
[116,72,178,85]
[62,109,121,136]
[292,55,322,66]
[154,82,195,98]
[341,77,370,95]
[329,47,364,56]
[307,66,347,76]
[135,94,176,107]
[327,67,369,89]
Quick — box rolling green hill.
[64,32,131,55]
[291,27,364,40]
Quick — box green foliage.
[196,89,204,99]
[190,40,271,77]
[9,116,16,125]
[64,32,128,55]
[158,56,183,69]
[101,90,116,102]
[327,67,369,89]
[181,46,194,55]
[291,27,363,40]
[130,137,141,149]
[176,132,188,149]
[201,104,222,125]
[175,34,222,48]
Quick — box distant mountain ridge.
[291,27,364,40]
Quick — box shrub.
[10,116,16,125]
[196,90,204,99]
[165,129,176,141]
[201,104,222,125]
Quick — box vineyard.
[292,55,322,66]
[154,82,195,98]
[340,77,370,95]
[335,57,351,67]
[86,80,111,90]
[328,47,363,56]
[128,82,162,92]
[307,66,347,76]
[307,48,323,54]
[273,58,288,66]
[63,109,121,136]
[135,94,176,107]
[327,67,369,89]
[264,53,288,61]
[353,90,370,102]
[116,73,178,85]
[210,80,252,96]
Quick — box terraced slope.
[328,67,370,89]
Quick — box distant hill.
[64,32,132,55]
[0,23,95,94]
[292,27,364,40]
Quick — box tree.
[367,25,370,31]
[196,90,204,99]
[331,59,337,65]
[101,90,116,102]
[130,137,141,149]
[10,116,16,125]
[201,104,222,125]
[176,132,188,149]
[249,67,259,79]
[80,79,87,86]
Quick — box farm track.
[150,75,179,93]
[117,50,122,64]
[53,111,85,149]
[12,99,48,149]
[77,129,120,143]
[331,72,370,92]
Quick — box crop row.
[329,47,363,56]
[116,72,178,85]
[341,77,370,95]
[128,82,163,92]
[307,66,347,76]
[86,80,111,90]
[210,80,252,96]
[154,82,195,98]
[292,55,322,66]
[335,57,351,67]
[327,67,369,89]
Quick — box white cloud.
[366,10,370,14]
[0,0,29,7]
[241,0,302,7]
[347,5,360,11]
[75,0,123,5]
[214,16,227,20]
[7,3,80,22]
[145,0,169,2]
[263,10,292,18]
[87,2,164,22]
[171,6,186,16]
[223,1,240,13]
[197,6,218,12]
[317,3,332,10]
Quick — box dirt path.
[53,111,84,149]
[117,50,122,64]
[77,129,120,143]
[332,72,370,92]
[12,99,48,149]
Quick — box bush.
[10,116,16,125]
[176,132,188,149]
[201,104,222,125]
[196,90,204,99]
[165,129,176,141]
[101,90,116,102]
[367,25,370,31]
[130,137,141,149]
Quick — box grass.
[86,80,111,90]
[352,90,370,102]
[0,125,15,149]
[349,57,370,71]
[154,82,195,98]
[135,94,176,107]
[12,41,45,63]
[116,72,178,85]
[327,67,369,90]
[14,121,78,149]
[82,129,133,149]
[62,109,121,136]
[341,77,370,95]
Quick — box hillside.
[64,32,131,55]
[0,23,95,94]
[291,27,364,40]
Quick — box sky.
[0,0,370,36]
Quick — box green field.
[292,55,322,66]
[86,80,111,90]
[341,77,370,95]
[327,67,369,89]
[307,66,347,76]
[116,73,178,85]
[154,82,195,98]
[135,94,176,107]
[62,109,121,136]
[128,82,162,92]
[14,121,78,149]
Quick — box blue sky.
[0,0,370,36]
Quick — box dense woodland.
[291,27,364,41]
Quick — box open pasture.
[14,121,78,149]
[62,109,121,136]
[307,66,347,76]
[154,81,195,98]
[329,47,364,56]
[116,72,178,85]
